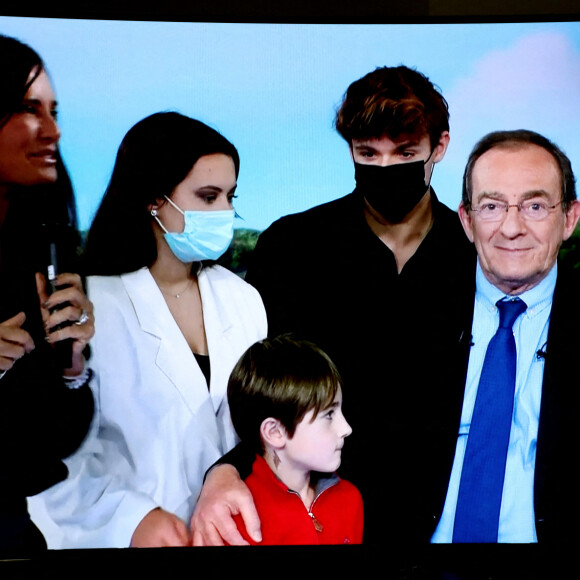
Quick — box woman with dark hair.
[0,35,94,552]
[42,111,267,548]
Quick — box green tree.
[218,228,261,278]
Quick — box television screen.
[1,3,579,574]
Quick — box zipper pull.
[309,512,324,533]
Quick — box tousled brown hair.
[335,65,449,148]
[227,335,341,454]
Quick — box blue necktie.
[453,297,527,543]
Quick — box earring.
[151,209,158,217]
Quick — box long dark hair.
[0,34,44,129]
[83,111,240,276]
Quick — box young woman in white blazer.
[36,112,267,548]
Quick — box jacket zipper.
[288,480,339,534]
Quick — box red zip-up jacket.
[233,455,363,545]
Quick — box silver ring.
[75,309,90,326]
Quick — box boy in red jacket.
[227,335,363,545]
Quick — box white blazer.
[31,265,267,548]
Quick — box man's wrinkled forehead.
[471,142,565,197]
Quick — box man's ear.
[458,201,475,243]
[432,131,450,164]
[260,418,287,450]
[563,200,580,241]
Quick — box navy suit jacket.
[433,261,580,544]
[529,264,580,542]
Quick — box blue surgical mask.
[152,196,234,263]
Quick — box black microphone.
[459,330,474,347]
[42,222,74,369]
[536,342,548,361]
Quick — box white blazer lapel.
[197,267,236,415]
[121,269,217,424]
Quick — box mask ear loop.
[163,195,186,215]
[424,148,436,189]
[151,195,186,234]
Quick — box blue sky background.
[1,16,579,232]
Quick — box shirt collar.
[252,454,339,495]
[475,261,557,319]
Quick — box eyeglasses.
[469,200,564,222]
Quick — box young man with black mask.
[191,66,476,546]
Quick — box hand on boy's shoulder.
[191,463,262,546]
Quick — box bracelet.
[63,368,94,390]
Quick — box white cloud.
[451,31,580,130]
[435,30,580,210]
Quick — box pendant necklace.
[159,278,193,299]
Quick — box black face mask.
[354,158,432,223]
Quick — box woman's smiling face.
[0,69,60,191]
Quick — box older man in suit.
[432,129,580,543]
